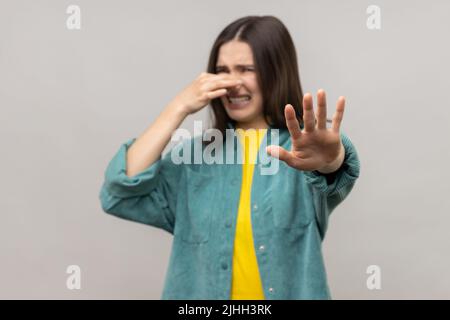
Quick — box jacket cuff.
[303,133,360,194]
[103,138,163,198]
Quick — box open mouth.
[227,94,251,105]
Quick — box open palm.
[266,89,345,173]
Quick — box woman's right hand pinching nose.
[172,72,243,115]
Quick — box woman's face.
[216,40,267,129]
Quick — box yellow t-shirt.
[231,128,267,300]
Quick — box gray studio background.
[1,0,449,299]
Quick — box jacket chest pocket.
[271,169,314,229]
[175,167,216,244]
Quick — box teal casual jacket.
[99,122,360,300]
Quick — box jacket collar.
[225,121,291,145]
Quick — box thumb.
[266,145,292,163]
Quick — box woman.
[99,16,360,300]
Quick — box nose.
[229,75,243,91]
[228,83,242,94]
[228,72,243,83]
[233,82,243,90]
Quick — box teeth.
[228,96,251,104]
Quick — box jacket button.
[221,262,228,270]
[268,287,274,293]
[259,245,265,252]
[225,221,231,228]
[253,204,258,211]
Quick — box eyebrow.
[215,64,254,69]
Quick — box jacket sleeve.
[303,132,361,238]
[99,138,185,234]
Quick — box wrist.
[317,142,345,174]
[167,99,190,118]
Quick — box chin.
[225,109,255,123]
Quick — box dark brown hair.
[206,15,304,136]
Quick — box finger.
[331,96,345,132]
[316,89,327,130]
[204,79,243,92]
[284,104,302,142]
[266,145,294,164]
[206,88,227,100]
[200,73,231,82]
[267,145,308,169]
[210,73,241,81]
[202,72,226,78]
[302,93,315,132]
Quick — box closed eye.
[215,65,255,74]
[216,67,228,73]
